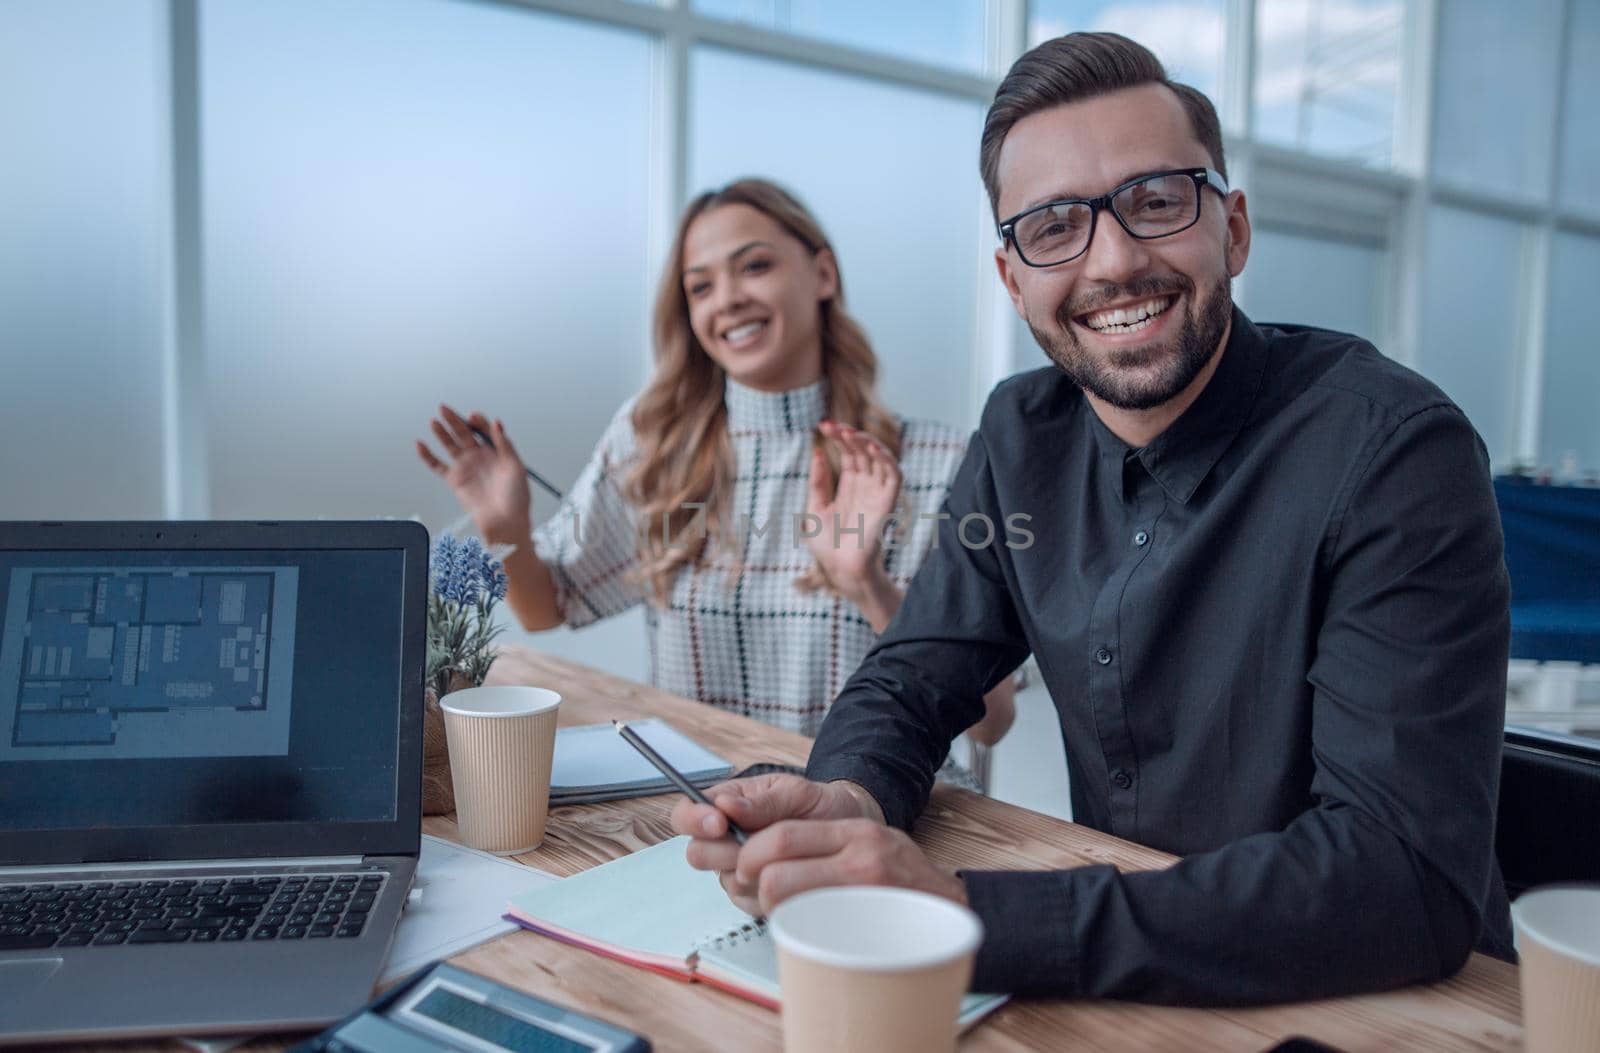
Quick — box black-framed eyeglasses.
[998,168,1230,268]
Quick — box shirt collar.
[1083,306,1268,506]
[723,376,828,433]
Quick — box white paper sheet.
[380,833,558,984]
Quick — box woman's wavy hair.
[625,178,902,603]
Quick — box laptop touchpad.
[0,958,64,1008]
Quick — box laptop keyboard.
[0,873,385,951]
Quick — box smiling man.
[671,32,1515,1004]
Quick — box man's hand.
[671,773,870,851]
[670,774,963,916]
[734,818,969,916]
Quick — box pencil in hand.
[612,719,748,845]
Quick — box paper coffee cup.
[441,686,561,855]
[1514,885,1600,1053]
[770,886,982,1053]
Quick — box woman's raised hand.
[416,405,532,545]
[805,420,901,599]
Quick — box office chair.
[1495,727,1600,898]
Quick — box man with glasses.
[672,32,1514,1004]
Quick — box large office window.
[1253,0,1404,167]
[1241,227,1385,342]
[1558,0,1600,217]
[1029,0,1226,106]
[199,0,653,524]
[691,48,985,429]
[1416,207,1526,462]
[695,0,986,73]
[0,0,169,517]
[1432,0,1563,201]
[1539,232,1600,472]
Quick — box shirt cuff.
[958,868,1088,996]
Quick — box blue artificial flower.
[425,532,508,695]
[430,534,506,607]
[430,534,469,605]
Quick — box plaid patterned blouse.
[532,378,970,737]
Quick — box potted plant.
[423,534,509,814]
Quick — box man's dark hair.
[980,32,1227,221]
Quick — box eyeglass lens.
[1012,172,1201,266]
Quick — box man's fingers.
[718,871,763,917]
[735,819,859,885]
[684,836,741,874]
[755,856,847,915]
[670,798,728,838]
[714,786,806,832]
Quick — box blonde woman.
[417,179,1014,758]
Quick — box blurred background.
[4,0,1598,809]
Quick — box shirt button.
[1112,769,1133,790]
[1094,648,1113,665]
[1134,530,1149,546]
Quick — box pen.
[612,719,748,845]
[466,423,565,501]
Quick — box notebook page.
[505,836,752,968]
[692,920,780,999]
[550,719,732,794]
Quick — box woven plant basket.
[422,673,475,815]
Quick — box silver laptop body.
[0,521,428,1045]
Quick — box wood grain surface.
[52,646,1523,1053]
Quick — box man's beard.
[1029,273,1233,411]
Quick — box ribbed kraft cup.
[440,686,561,855]
[771,886,982,1053]
[1514,885,1600,1053]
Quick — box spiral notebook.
[503,836,1006,1027]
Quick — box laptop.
[0,520,427,1045]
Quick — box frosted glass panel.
[201,0,652,526]
[0,0,167,517]
[695,0,986,74]
[1433,0,1561,199]
[1241,228,1384,342]
[1029,0,1225,108]
[1416,207,1524,462]
[1254,0,1403,166]
[1558,0,1600,217]
[691,48,985,430]
[1539,233,1600,473]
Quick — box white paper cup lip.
[440,685,561,718]
[770,886,983,973]
[1513,884,1600,967]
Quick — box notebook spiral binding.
[694,917,769,952]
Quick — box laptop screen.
[0,522,426,865]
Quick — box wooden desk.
[77,647,1523,1052]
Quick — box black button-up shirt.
[807,308,1514,1005]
